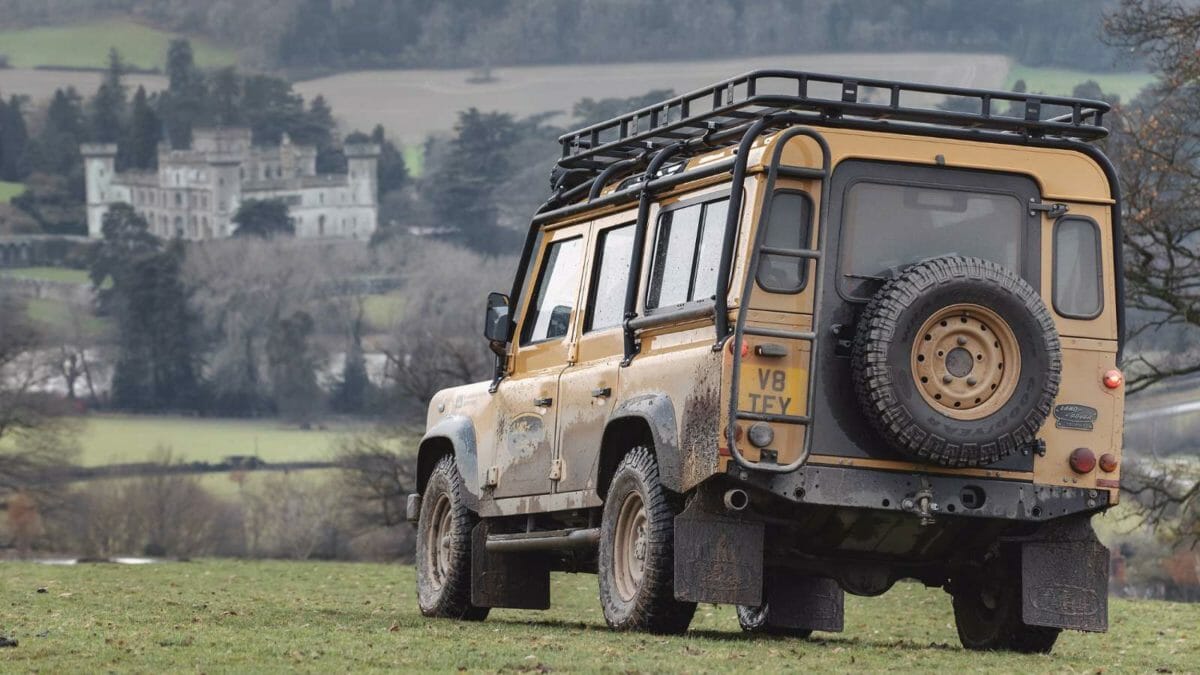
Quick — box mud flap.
[1020,519,1109,632]
[763,571,845,633]
[672,497,763,606]
[470,523,551,610]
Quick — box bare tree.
[335,428,416,528]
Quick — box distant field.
[0,180,23,203]
[75,414,353,466]
[401,144,424,177]
[24,298,110,338]
[1,266,91,284]
[1,560,1196,672]
[296,52,1011,144]
[1007,65,1155,102]
[0,20,235,71]
[362,291,405,331]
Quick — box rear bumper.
[731,462,1108,523]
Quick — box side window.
[521,237,584,345]
[647,197,731,309]
[1053,217,1102,319]
[757,191,813,293]
[585,223,636,332]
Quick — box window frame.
[519,234,585,346]
[1052,215,1104,320]
[644,188,733,313]
[584,221,637,334]
[755,189,814,294]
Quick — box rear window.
[757,191,813,293]
[647,197,730,309]
[842,181,1023,285]
[1054,217,1102,318]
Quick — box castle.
[81,128,380,240]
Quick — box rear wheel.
[736,603,813,638]
[952,565,1059,653]
[416,455,489,621]
[598,447,696,634]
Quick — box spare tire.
[851,256,1061,467]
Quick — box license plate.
[739,366,804,416]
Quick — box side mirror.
[483,292,512,352]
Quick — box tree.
[232,199,294,238]
[122,86,161,170]
[0,94,30,181]
[369,124,408,195]
[89,48,127,145]
[90,204,202,411]
[160,39,209,149]
[266,310,322,424]
[11,172,85,235]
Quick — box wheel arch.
[417,415,481,501]
[598,394,684,496]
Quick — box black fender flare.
[418,415,481,507]
[606,393,684,493]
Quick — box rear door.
[812,160,1041,468]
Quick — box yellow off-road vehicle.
[408,70,1124,653]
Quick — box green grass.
[76,414,352,466]
[0,180,23,203]
[1006,64,1155,102]
[402,144,424,177]
[0,561,1195,672]
[362,291,406,331]
[0,20,236,71]
[0,266,92,284]
[23,298,111,338]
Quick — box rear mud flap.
[470,523,551,610]
[763,571,845,633]
[673,498,763,606]
[1020,520,1109,632]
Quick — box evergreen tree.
[122,86,161,170]
[89,48,127,144]
[267,310,322,424]
[0,94,30,181]
[26,88,85,175]
[91,205,202,411]
[160,39,209,149]
[210,67,243,127]
[369,124,408,196]
[232,199,295,238]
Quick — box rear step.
[485,527,600,553]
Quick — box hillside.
[0,19,235,71]
[0,560,1195,672]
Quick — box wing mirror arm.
[484,292,513,387]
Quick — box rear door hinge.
[1028,200,1069,218]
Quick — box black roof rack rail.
[556,69,1111,175]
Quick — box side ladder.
[724,126,832,473]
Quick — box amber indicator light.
[1099,453,1119,473]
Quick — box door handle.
[534,397,553,407]
[591,387,612,398]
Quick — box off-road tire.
[852,256,1061,467]
[416,455,489,621]
[736,603,814,638]
[952,573,1061,654]
[598,447,696,634]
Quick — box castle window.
[219,177,225,186]
[318,215,326,236]
[175,192,182,206]
[320,192,325,205]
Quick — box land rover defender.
[408,70,1124,653]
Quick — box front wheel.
[416,455,489,621]
[598,447,696,634]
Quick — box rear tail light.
[1099,453,1119,473]
[1102,369,1124,389]
[727,340,750,358]
[1069,447,1096,474]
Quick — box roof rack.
[556,69,1110,174]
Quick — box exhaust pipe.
[723,488,749,512]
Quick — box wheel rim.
[612,490,648,602]
[910,303,1021,420]
[424,493,453,591]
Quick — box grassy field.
[0,20,235,71]
[0,561,1195,672]
[362,290,406,331]
[76,414,351,466]
[402,144,425,177]
[0,180,23,203]
[24,298,111,338]
[0,266,92,284]
[1006,65,1155,102]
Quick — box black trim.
[1052,215,1105,321]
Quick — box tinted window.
[521,237,584,344]
[586,224,636,332]
[757,192,812,293]
[1054,217,1102,318]
[842,182,1022,281]
[647,197,730,309]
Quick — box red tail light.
[1069,447,1096,474]
[1102,369,1123,389]
[1099,453,1119,473]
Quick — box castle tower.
[344,143,380,207]
[80,143,118,238]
